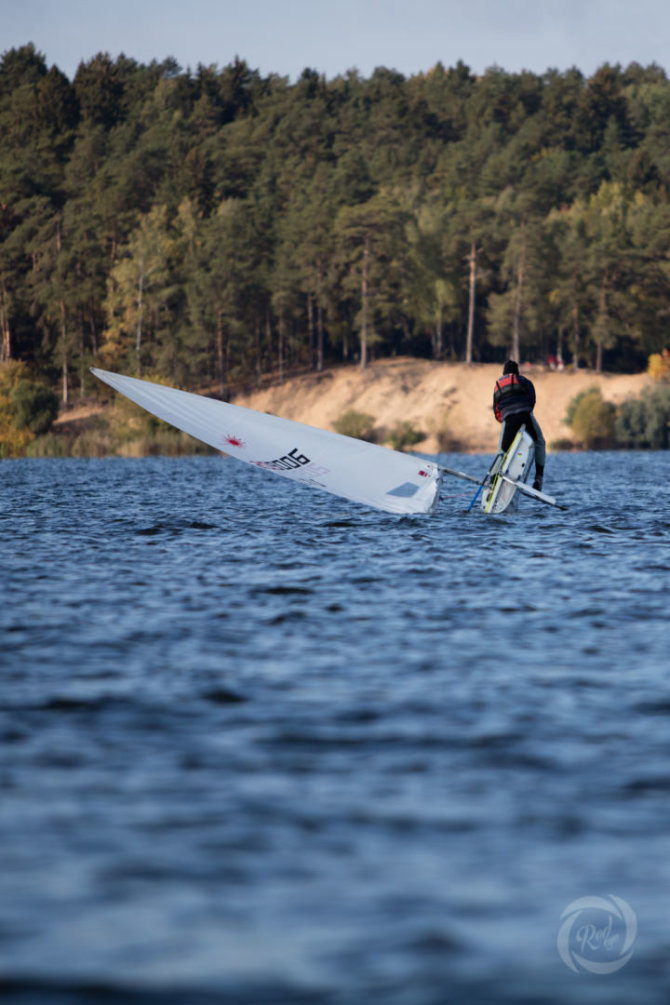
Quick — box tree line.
[2,44,670,406]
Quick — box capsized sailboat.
[480,428,534,514]
[437,431,568,513]
[91,368,442,515]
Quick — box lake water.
[1,452,669,1004]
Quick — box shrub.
[549,437,578,451]
[10,380,59,435]
[0,361,59,456]
[387,420,423,452]
[433,412,464,453]
[616,385,670,449]
[648,349,670,382]
[332,409,376,442]
[565,386,616,449]
[0,417,33,457]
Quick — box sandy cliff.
[232,358,653,454]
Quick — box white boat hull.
[481,429,535,514]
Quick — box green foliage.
[10,379,59,434]
[0,361,59,454]
[332,409,376,442]
[102,204,174,372]
[387,420,423,451]
[615,385,670,448]
[565,386,617,448]
[4,48,670,405]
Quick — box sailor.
[493,360,546,490]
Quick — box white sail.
[91,368,441,515]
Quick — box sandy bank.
[232,358,653,454]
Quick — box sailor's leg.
[500,416,522,453]
[528,414,546,489]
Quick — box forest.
[2,43,670,412]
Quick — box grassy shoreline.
[24,405,214,459]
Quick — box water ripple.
[1,453,669,1004]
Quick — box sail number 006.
[256,447,310,472]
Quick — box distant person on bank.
[492,360,546,491]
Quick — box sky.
[3,0,670,82]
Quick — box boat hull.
[481,429,535,514]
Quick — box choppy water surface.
[1,453,669,1004]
